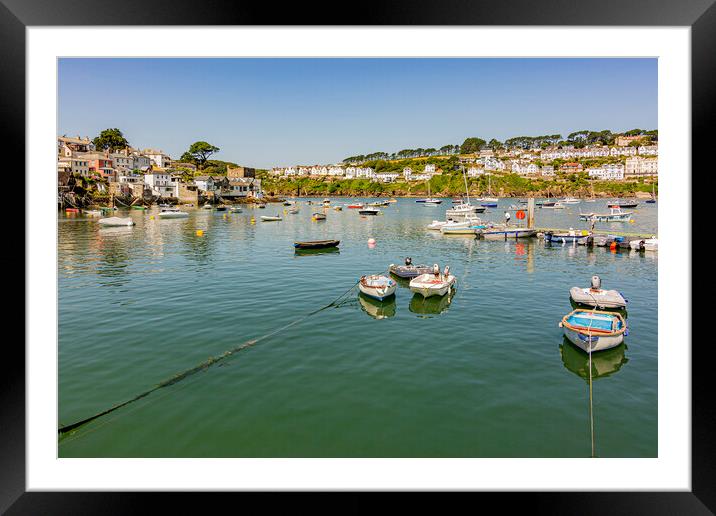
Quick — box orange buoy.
[516,210,525,220]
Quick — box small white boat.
[358,274,397,301]
[423,201,441,207]
[98,217,135,227]
[158,207,189,218]
[230,206,243,213]
[83,210,102,216]
[560,197,581,204]
[629,237,658,251]
[446,203,484,218]
[358,207,380,215]
[409,265,456,298]
[440,218,486,235]
[202,203,213,210]
[579,207,633,222]
[427,220,452,230]
[260,215,282,221]
[560,309,627,352]
[569,276,627,309]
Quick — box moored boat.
[358,274,397,301]
[569,275,627,309]
[579,207,633,222]
[98,216,135,227]
[409,265,456,298]
[560,309,627,353]
[230,206,243,212]
[347,203,364,209]
[312,212,326,220]
[158,207,189,218]
[389,258,433,279]
[358,207,380,215]
[294,239,340,250]
[482,227,537,240]
[608,200,638,209]
[629,237,658,252]
[260,215,282,221]
[543,230,591,244]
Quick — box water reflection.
[358,293,396,319]
[95,226,134,287]
[409,291,453,317]
[294,247,341,257]
[560,338,628,381]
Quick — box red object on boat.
[347,204,364,209]
[516,210,525,220]
[65,208,79,213]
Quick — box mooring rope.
[58,273,380,436]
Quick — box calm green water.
[58,198,657,457]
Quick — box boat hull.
[389,264,433,278]
[159,212,189,218]
[294,240,340,250]
[409,274,456,298]
[563,327,625,352]
[544,233,591,244]
[482,228,536,240]
[560,309,627,353]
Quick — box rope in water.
[58,273,378,436]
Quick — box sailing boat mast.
[462,166,470,204]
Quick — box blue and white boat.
[560,309,627,352]
[544,230,591,244]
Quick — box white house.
[625,157,658,178]
[374,172,399,183]
[588,164,625,180]
[638,145,658,156]
[467,166,484,177]
[541,165,555,177]
[144,172,177,197]
[424,163,436,174]
[193,175,216,193]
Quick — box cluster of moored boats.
[359,259,457,301]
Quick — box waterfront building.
[424,163,436,174]
[541,165,555,177]
[76,152,116,182]
[193,175,216,193]
[144,171,177,197]
[467,166,484,177]
[227,165,256,178]
[625,156,658,178]
[220,178,263,198]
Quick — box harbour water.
[58,198,657,457]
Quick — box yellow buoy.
[196,229,204,236]
[150,215,154,220]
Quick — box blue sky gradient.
[58,58,657,168]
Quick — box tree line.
[343,128,658,163]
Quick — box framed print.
[5,0,711,512]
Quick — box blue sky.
[58,58,657,168]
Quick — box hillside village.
[270,134,658,184]
[57,135,263,207]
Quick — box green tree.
[487,138,503,151]
[93,128,129,152]
[186,141,220,169]
[460,137,486,154]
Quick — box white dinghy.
[629,238,658,252]
[358,275,397,301]
[409,264,456,298]
[569,275,627,309]
[98,217,135,227]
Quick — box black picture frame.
[4,0,709,512]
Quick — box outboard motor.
[405,257,412,266]
[443,265,450,278]
[591,275,602,290]
[432,263,440,277]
